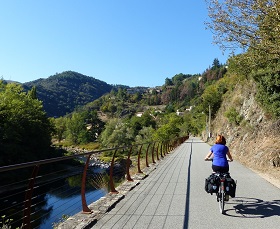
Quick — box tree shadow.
[224,197,280,218]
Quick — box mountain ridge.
[22,71,114,117]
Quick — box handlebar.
[204,158,233,162]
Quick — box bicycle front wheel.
[219,192,225,214]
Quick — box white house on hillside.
[176,106,193,116]
[136,112,144,117]
[185,106,193,112]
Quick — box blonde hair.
[215,135,226,145]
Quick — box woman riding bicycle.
[204,135,233,173]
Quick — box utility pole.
[205,115,207,132]
[208,104,211,138]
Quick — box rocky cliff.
[204,79,280,187]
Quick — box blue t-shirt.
[210,144,229,167]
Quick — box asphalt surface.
[92,137,280,229]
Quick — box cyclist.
[204,135,233,173]
[205,135,234,202]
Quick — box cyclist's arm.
[227,150,233,161]
[204,151,213,160]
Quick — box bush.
[225,108,243,125]
[251,65,280,118]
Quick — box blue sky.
[0,0,232,87]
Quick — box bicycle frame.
[204,158,232,214]
[215,172,229,214]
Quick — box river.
[0,166,108,229]
[39,188,106,229]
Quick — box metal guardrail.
[0,136,188,229]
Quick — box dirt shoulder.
[251,168,280,189]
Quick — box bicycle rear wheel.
[219,192,225,214]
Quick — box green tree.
[0,82,53,165]
[84,110,105,141]
[180,113,193,136]
[28,86,37,99]
[252,66,280,117]
[53,117,67,142]
[66,112,87,144]
[99,118,134,147]
[206,0,280,64]
[108,102,117,114]
[129,111,156,137]
[135,126,155,143]
[153,114,183,141]
[165,78,173,86]
[172,73,192,85]
[200,84,222,117]
[139,112,156,129]
[116,88,128,100]
[212,58,221,70]
[131,92,142,103]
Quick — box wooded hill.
[22,71,114,117]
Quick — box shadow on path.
[224,197,280,218]
[183,140,193,229]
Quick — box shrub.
[224,108,243,125]
[252,66,280,118]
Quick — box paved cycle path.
[92,137,280,229]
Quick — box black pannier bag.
[205,174,220,193]
[225,177,236,198]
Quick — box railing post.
[109,149,119,193]
[168,141,172,151]
[126,146,133,182]
[151,142,156,164]
[156,143,160,161]
[145,143,151,167]
[169,140,172,151]
[137,145,143,173]
[81,154,92,213]
[23,165,40,229]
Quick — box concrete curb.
[57,161,160,229]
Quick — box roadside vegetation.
[0,82,58,166]
[50,59,229,152]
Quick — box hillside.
[22,71,114,117]
[205,78,280,187]
[20,64,279,185]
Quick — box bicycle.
[205,159,234,214]
[214,172,231,214]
